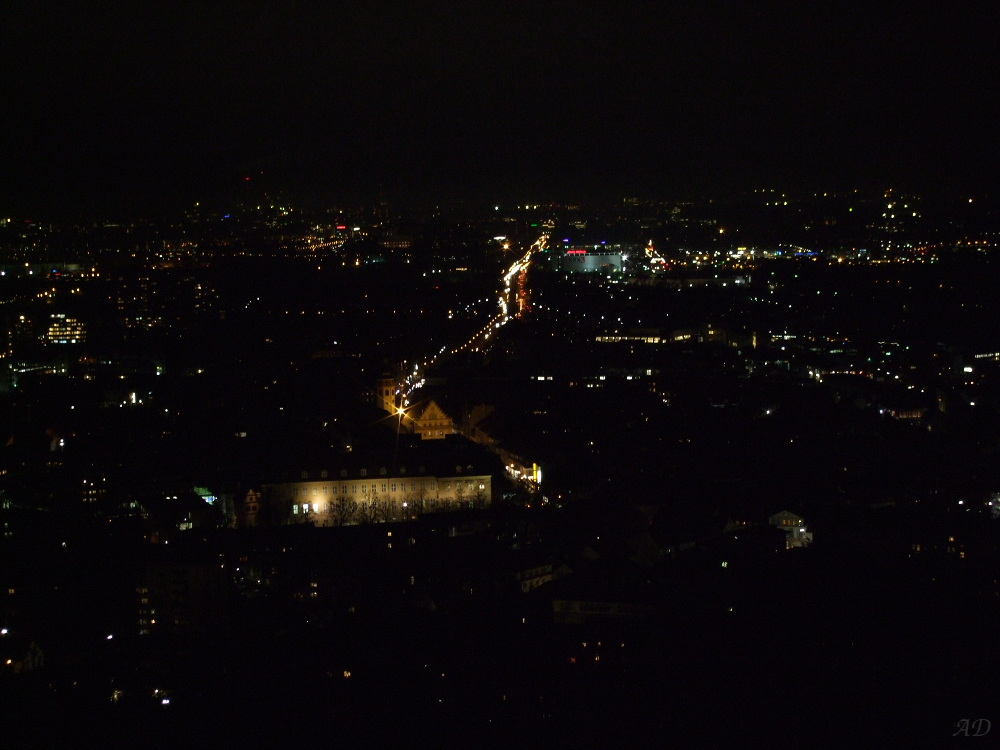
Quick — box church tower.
[377,374,398,414]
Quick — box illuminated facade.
[559,247,623,273]
[768,511,813,549]
[45,314,86,344]
[262,464,492,527]
[414,400,454,439]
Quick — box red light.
[336,225,346,230]
[245,177,250,181]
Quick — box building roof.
[769,510,805,524]
[267,434,503,483]
[416,400,451,423]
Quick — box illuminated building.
[558,247,623,273]
[595,325,728,345]
[378,234,413,249]
[240,489,262,528]
[376,374,401,414]
[413,400,454,439]
[768,511,813,549]
[82,477,106,504]
[45,314,86,344]
[263,461,492,527]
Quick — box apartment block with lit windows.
[45,314,86,344]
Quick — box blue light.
[224,215,230,219]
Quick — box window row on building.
[259,473,493,526]
[281,478,487,497]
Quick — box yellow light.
[397,407,405,415]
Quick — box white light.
[107,635,113,640]
[161,699,170,705]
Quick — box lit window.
[293,505,299,514]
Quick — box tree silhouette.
[333,496,358,526]
[371,493,391,523]
[357,496,375,524]
[257,486,292,528]
[473,484,490,510]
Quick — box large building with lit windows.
[254,437,500,528]
[413,400,454,439]
[553,245,628,273]
[45,314,86,344]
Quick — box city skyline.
[4,5,1000,744]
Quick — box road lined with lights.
[398,234,548,408]
[453,234,547,355]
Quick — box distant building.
[378,234,413,249]
[376,374,400,414]
[263,462,492,527]
[239,489,262,528]
[552,599,645,624]
[139,557,230,636]
[595,324,728,345]
[414,400,454,439]
[559,247,623,274]
[82,477,106,504]
[45,314,85,344]
[768,510,813,549]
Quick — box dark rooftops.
[274,433,504,482]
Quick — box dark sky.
[2,2,999,215]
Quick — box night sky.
[3,2,999,214]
